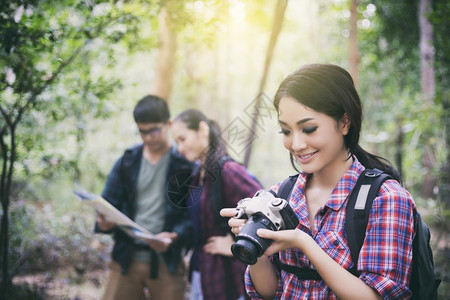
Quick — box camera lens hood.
[231,213,277,265]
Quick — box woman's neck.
[311,155,353,191]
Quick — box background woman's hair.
[273,63,402,182]
[173,109,227,169]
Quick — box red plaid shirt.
[245,157,417,299]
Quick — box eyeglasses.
[138,125,164,137]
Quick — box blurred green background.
[1,0,449,298]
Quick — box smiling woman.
[277,96,351,175]
[221,64,419,300]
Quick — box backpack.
[274,168,441,299]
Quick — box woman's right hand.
[221,207,279,299]
[219,208,247,236]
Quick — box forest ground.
[10,255,194,299]
[6,207,449,299]
[12,267,108,300]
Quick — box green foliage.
[7,177,112,277]
[432,0,450,91]
[0,0,149,186]
[350,1,448,198]
[0,0,160,291]
[0,0,449,296]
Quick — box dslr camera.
[231,190,299,265]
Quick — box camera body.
[231,190,299,265]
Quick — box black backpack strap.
[345,169,392,271]
[274,174,332,280]
[273,252,323,280]
[277,174,300,200]
[273,252,359,280]
[274,169,391,281]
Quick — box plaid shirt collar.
[295,156,365,212]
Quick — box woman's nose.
[291,132,307,151]
[177,143,185,153]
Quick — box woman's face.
[278,96,350,175]
[171,120,209,162]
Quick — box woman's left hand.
[203,233,234,256]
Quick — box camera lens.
[231,213,277,265]
[231,240,260,265]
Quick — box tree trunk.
[419,0,436,198]
[150,8,177,102]
[243,0,288,167]
[349,0,359,87]
[395,117,403,177]
[419,0,435,101]
[0,123,16,293]
[441,94,450,208]
[0,204,10,292]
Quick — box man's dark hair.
[133,95,170,123]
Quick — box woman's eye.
[278,129,291,135]
[303,126,317,134]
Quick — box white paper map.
[73,187,171,244]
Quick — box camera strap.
[273,253,359,280]
[277,174,299,200]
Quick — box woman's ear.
[198,120,210,138]
[340,113,351,135]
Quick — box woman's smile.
[295,150,318,163]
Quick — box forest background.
[1,0,449,299]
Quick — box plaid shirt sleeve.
[358,179,416,299]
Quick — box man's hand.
[96,213,117,231]
[146,232,178,252]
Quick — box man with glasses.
[96,95,193,300]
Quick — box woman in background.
[171,109,263,300]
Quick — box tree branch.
[16,13,129,121]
